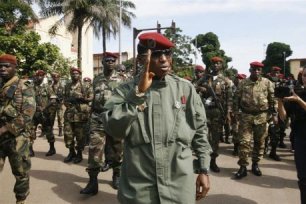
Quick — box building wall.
[33,16,93,79]
[289,58,306,79]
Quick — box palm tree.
[92,0,135,53]
[36,0,108,70]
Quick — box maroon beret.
[103,52,118,59]
[138,32,174,50]
[0,54,17,65]
[195,65,205,72]
[237,73,247,79]
[211,56,223,63]
[35,70,46,76]
[70,67,81,74]
[278,73,284,79]
[272,66,281,71]
[250,61,264,68]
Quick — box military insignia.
[181,95,186,104]
[174,101,181,109]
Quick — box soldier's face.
[250,67,262,81]
[302,69,306,86]
[212,61,223,73]
[71,71,81,82]
[52,75,60,83]
[149,49,172,78]
[0,62,16,80]
[103,57,116,71]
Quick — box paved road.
[0,128,299,204]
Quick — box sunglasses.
[0,63,12,68]
[151,49,172,58]
[105,58,116,63]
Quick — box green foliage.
[262,42,292,76]
[0,31,73,77]
[224,67,238,81]
[174,66,194,79]
[164,27,196,72]
[122,58,134,71]
[192,32,232,69]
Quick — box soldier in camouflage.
[63,68,93,164]
[196,56,233,173]
[0,54,36,204]
[80,52,124,194]
[31,70,54,157]
[234,61,276,179]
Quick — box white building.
[32,16,93,79]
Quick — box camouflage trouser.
[46,104,65,131]
[104,133,123,174]
[238,113,268,166]
[87,114,105,170]
[0,135,31,201]
[64,121,87,151]
[32,111,54,143]
[206,107,224,159]
[232,115,240,144]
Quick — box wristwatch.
[195,168,209,175]
[135,86,145,97]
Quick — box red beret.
[195,65,205,72]
[83,77,91,82]
[211,56,223,63]
[237,73,247,79]
[250,61,264,68]
[272,66,281,71]
[70,67,81,74]
[0,54,17,65]
[138,32,174,50]
[35,70,46,76]
[103,52,118,59]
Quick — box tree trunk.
[102,28,106,53]
[77,24,83,70]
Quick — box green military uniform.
[0,75,36,202]
[32,81,54,144]
[102,74,212,204]
[63,80,93,158]
[235,76,274,166]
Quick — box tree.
[92,0,135,53]
[192,32,232,69]
[0,30,73,76]
[0,0,38,35]
[37,0,108,70]
[262,42,292,76]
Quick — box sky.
[93,0,306,74]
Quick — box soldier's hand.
[196,174,210,201]
[0,126,8,136]
[138,49,155,93]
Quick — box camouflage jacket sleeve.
[5,80,36,136]
[233,80,243,113]
[267,78,276,115]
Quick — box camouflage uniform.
[32,80,54,147]
[234,77,274,167]
[0,75,36,202]
[198,72,233,171]
[63,79,93,162]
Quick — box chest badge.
[174,101,181,109]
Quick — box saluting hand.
[137,49,155,93]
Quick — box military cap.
[70,67,81,74]
[0,54,17,65]
[237,73,247,79]
[83,77,91,82]
[103,52,118,59]
[250,61,264,68]
[35,69,46,76]
[138,32,174,51]
[211,56,223,63]
[278,73,284,79]
[272,66,281,71]
[195,65,205,72]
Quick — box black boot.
[235,166,247,179]
[232,143,239,156]
[269,146,281,161]
[73,150,83,164]
[210,158,220,173]
[251,162,262,176]
[58,127,63,137]
[64,148,76,163]
[112,172,120,190]
[29,144,35,157]
[80,170,99,195]
[46,142,56,156]
[298,180,306,204]
[101,160,112,172]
